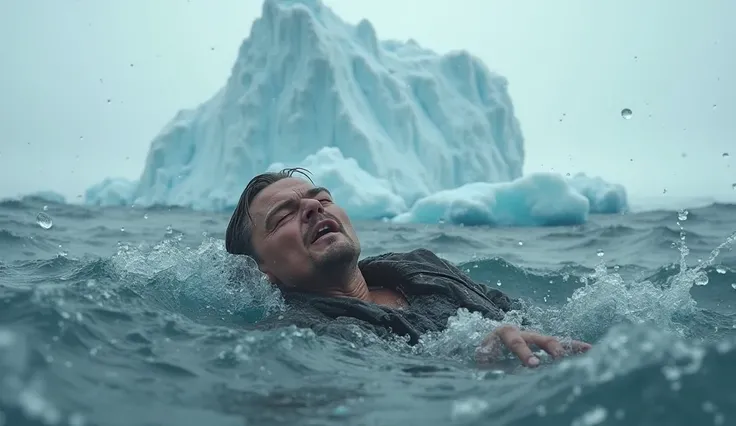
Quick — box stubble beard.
[309,234,359,283]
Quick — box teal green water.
[1,198,735,425]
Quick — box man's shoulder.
[359,248,445,266]
[358,248,457,280]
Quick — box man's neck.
[318,267,408,309]
[320,267,371,302]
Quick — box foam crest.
[110,237,284,323]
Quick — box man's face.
[249,178,360,289]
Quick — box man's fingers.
[565,339,592,354]
[497,326,539,367]
[477,325,593,368]
[525,333,593,358]
[522,332,565,359]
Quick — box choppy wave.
[1,200,735,425]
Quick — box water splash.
[110,238,284,323]
[522,210,736,341]
[413,309,507,361]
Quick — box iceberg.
[83,0,629,226]
[567,173,628,214]
[84,178,137,207]
[392,173,591,227]
[89,0,524,212]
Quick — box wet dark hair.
[225,167,313,262]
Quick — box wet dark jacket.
[258,248,519,344]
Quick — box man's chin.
[311,240,358,268]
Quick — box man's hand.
[475,325,591,367]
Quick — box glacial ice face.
[82,0,629,227]
[117,0,524,211]
[392,172,592,227]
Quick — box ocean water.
[1,197,736,426]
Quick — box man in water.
[225,168,591,367]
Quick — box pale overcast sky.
[0,0,734,206]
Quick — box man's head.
[226,168,361,291]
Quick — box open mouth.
[310,219,340,244]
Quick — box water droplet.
[496,280,502,286]
[731,283,736,290]
[106,99,111,103]
[166,225,173,234]
[723,152,730,158]
[712,104,717,110]
[596,249,605,257]
[143,213,148,219]
[518,241,524,246]
[678,210,689,221]
[42,205,48,211]
[681,152,687,158]
[694,273,709,286]
[732,183,736,190]
[663,188,668,194]
[36,212,53,229]
[120,227,125,232]
[621,108,633,119]
[716,267,726,274]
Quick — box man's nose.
[301,198,324,222]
